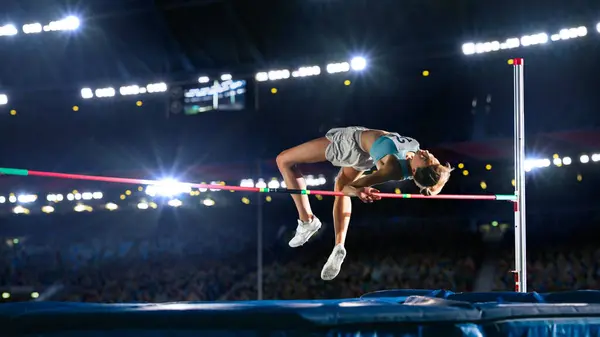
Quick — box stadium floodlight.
[462,42,476,55]
[326,62,350,74]
[13,206,29,214]
[0,24,18,36]
[167,199,182,207]
[94,87,116,98]
[562,157,572,165]
[146,82,167,93]
[145,179,191,197]
[520,33,548,46]
[120,85,141,96]
[350,57,367,71]
[267,179,280,189]
[580,154,589,163]
[291,66,321,78]
[267,69,290,81]
[0,94,7,105]
[22,23,42,34]
[592,153,600,162]
[240,179,254,187]
[255,179,267,189]
[105,203,118,211]
[198,76,210,83]
[80,88,94,99]
[221,74,232,81]
[41,206,55,214]
[202,198,215,207]
[255,72,268,82]
[44,16,80,32]
[552,157,562,166]
[597,23,600,33]
[17,194,37,203]
[524,158,551,172]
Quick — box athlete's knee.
[276,150,295,169]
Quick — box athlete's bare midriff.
[359,129,390,153]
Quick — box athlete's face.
[411,149,440,170]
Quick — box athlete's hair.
[413,163,453,196]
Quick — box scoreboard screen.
[181,79,247,115]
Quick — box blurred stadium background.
[1,0,600,303]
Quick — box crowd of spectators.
[494,242,600,292]
[5,209,600,303]
[0,210,481,302]
[222,233,478,300]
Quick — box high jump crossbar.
[0,167,516,201]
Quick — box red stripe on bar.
[513,58,523,65]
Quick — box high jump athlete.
[276,126,453,280]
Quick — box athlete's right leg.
[276,137,330,247]
[276,137,329,220]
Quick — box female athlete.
[276,126,453,281]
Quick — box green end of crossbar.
[0,167,28,176]
[259,188,269,193]
[301,190,310,195]
[496,194,517,201]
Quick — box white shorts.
[324,126,374,171]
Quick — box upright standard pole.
[513,58,527,292]
[256,162,264,300]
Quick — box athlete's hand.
[344,186,381,203]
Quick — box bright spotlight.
[145,179,191,197]
[105,203,118,211]
[255,179,267,189]
[462,43,475,55]
[580,154,590,163]
[597,23,600,33]
[350,57,367,71]
[562,157,572,165]
[267,179,280,189]
[552,157,562,166]
[168,199,182,207]
[81,88,94,99]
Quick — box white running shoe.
[288,216,322,248]
[320,244,346,281]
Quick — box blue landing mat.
[4,290,600,336]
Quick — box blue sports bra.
[369,134,420,180]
